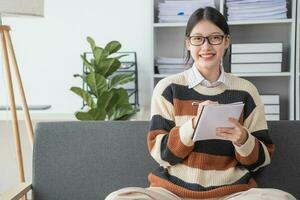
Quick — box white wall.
[0,0,152,193]
[0,0,152,114]
[0,121,34,193]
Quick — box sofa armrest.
[0,182,32,200]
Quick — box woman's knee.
[104,187,147,200]
[241,188,297,200]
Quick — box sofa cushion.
[254,120,300,199]
[33,121,156,200]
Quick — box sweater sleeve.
[234,84,275,172]
[147,79,195,167]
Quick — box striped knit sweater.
[147,70,275,199]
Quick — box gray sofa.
[3,121,300,200]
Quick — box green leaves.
[70,87,96,108]
[93,47,104,64]
[87,36,96,51]
[97,91,113,108]
[97,58,115,76]
[104,41,121,54]
[86,72,108,97]
[106,88,135,120]
[108,104,137,120]
[110,73,134,89]
[103,58,121,77]
[81,55,94,72]
[71,36,138,121]
[73,74,86,82]
[75,107,106,120]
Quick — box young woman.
[105,7,296,200]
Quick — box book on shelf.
[156,57,187,64]
[231,53,282,63]
[158,16,189,23]
[231,43,283,54]
[231,63,281,73]
[155,57,191,74]
[260,94,280,105]
[157,64,187,74]
[227,4,286,13]
[159,9,196,16]
[226,0,288,21]
[230,42,283,72]
[228,12,287,21]
[264,105,280,114]
[158,0,215,23]
[260,94,280,120]
[265,114,280,121]
[157,69,186,74]
[157,64,187,69]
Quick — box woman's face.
[186,20,230,71]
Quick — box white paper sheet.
[192,102,244,141]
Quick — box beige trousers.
[105,187,297,200]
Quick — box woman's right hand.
[192,100,219,128]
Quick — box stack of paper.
[156,57,190,74]
[192,102,244,141]
[231,43,282,73]
[226,0,288,21]
[158,0,215,23]
[261,94,280,121]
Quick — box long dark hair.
[184,7,230,64]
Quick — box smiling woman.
[184,7,230,83]
[104,6,296,200]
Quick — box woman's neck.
[198,65,221,82]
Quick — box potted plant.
[70,36,139,120]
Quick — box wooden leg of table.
[4,30,34,148]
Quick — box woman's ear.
[224,35,231,49]
[185,38,191,50]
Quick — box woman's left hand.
[216,117,248,146]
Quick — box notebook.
[192,102,244,141]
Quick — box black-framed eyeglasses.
[188,35,226,46]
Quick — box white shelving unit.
[151,0,296,120]
[295,0,300,120]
